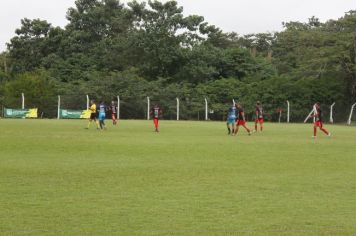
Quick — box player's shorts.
[237,120,246,126]
[314,121,323,127]
[153,118,159,126]
[227,118,236,125]
[255,118,264,124]
[112,113,117,120]
[99,113,106,121]
[90,113,97,120]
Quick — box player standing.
[226,105,237,135]
[110,100,117,125]
[87,100,99,129]
[98,101,107,130]
[255,101,264,132]
[150,104,162,132]
[234,103,253,136]
[310,102,331,138]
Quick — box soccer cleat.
[328,132,332,137]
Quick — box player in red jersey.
[310,102,331,138]
[109,100,117,125]
[255,101,264,132]
[234,103,253,136]
[150,104,162,132]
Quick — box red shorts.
[154,118,159,126]
[237,120,246,126]
[314,121,323,127]
[255,118,264,124]
[112,113,116,120]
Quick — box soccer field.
[0,120,355,235]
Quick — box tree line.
[0,0,355,121]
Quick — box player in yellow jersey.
[87,100,99,129]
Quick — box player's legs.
[255,119,258,131]
[318,123,329,135]
[234,124,239,135]
[99,113,106,130]
[227,122,231,135]
[231,122,236,134]
[112,113,117,125]
[259,119,263,131]
[242,124,251,134]
[154,118,159,132]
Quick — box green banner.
[4,108,38,118]
[59,109,91,119]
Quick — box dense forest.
[0,0,355,121]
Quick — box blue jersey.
[99,104,106,114]
[228,107,237,119]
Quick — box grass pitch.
[0,119,355,235]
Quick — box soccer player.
[98,101,107,130]
[226,105,237,135]
[255,101,264,132]
[150,104,162,132]
[87,100,99,129]
[234,103,253,136]
[310,102,331,138]
[110,100,117,125]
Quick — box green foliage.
[2,1,355,120]
[2,70,58,117]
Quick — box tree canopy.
[0,0,355,121]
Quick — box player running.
[234,103,253,136]
[98,101,107,130]
[150,104,162,132]
[310,102,331,138]
[87,100,99,129]
[109,100,117,125]
[255,101,264,132]
[226,105,237,135]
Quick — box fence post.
[330,102,335,123]
[347,103,356,125]
[86,95,89,110]
[232,99,236,106]
[21,93,25,109]
[205,98,208,121]
[147,97,150,120]
[286,100,290,123]
[117,96,120,120]
[176,98,180,121]
[57,95,61,119]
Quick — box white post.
[147,97,150,120]
[232,99,236,106]
[286,100,290,123]
[57,95,61,120]
[347,103,356,125]
[117,96,120,120]
[205,98,208,121]
[330,102,335,123]
[176,98,180,121]
[86,95,89,110]
[21,93,25,109]
[304,108,315,123]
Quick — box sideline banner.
[4,108,38,118]
[59,109,91,119]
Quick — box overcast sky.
[1,0,355,52]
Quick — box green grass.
[0,119,356,235]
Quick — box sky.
[0,0,355,52]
